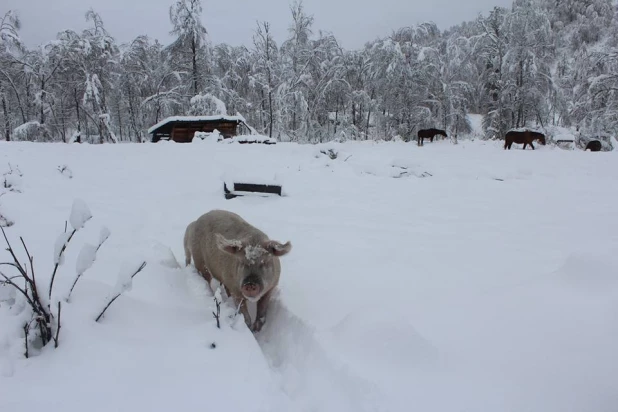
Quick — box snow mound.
[330,311,439,372]
[556,252,618,296]
[223,134,277,145]
[150,242,181,269]
[193,129,222,143]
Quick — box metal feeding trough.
[223,182,283,199]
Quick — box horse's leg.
[523,142,527,150]
[530,141,535,150]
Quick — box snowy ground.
[1,138,617,412]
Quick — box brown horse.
[504,130,546,150]
[585,140,602,152]
[417,128,448,146]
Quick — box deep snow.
[1,137,617,412]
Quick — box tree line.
[0,0,616,144]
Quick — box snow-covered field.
[1,138,617,412]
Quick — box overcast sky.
[4,0,514,50]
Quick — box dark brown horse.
[504,130,546,150]
[585,140,602,152]
[417,128,448,146]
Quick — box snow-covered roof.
[148,115,244,134]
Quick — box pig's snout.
[241,274,262,298]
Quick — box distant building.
[148,115,244,143]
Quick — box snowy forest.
[0,0,617,144]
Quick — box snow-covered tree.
[252,21,279,137]
[0,0,617,143]
[0,10,23,140]
[167,0,209,98]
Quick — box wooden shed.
[148,115,244,143]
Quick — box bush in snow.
[0,199,95,356]
[315,147,352,162]
[0,198,133,358]
[0,164,22,228]
[57,165,73,179]
[12,121,51,142]
[0,192,13,228]
[3,163,23,193]
[320,148,338,160]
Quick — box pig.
[183,209,292,332]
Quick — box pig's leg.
[183,227,192,266]
[184,246,192,266]
[192,252,212,283]
[253,289,274,332]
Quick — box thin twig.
[1,227,27,278]
[54,301,61,348]
[212,293,221,329]
[19,236,44,312]
[0,271,37,310]
[49,228,77,302]
[95,294,121,323]
[68,275,81,298]
[0,274,21,282]
[23,323,29,359]
[20,236,35,286]
[36,314,51,346]
[95,261,147,322]
[0,262,27,277]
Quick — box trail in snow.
[256,292,385,412]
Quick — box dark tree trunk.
[334,98,339,134]
[2,93,10,141]
[260,89,267,132]
[117,102,123,142]
[40,79,46,125]
[74,88,82,135]
[268,90,273,138]
[192,36,198,96]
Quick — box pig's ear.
[264,240,292,257]
[216,233,244,255]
